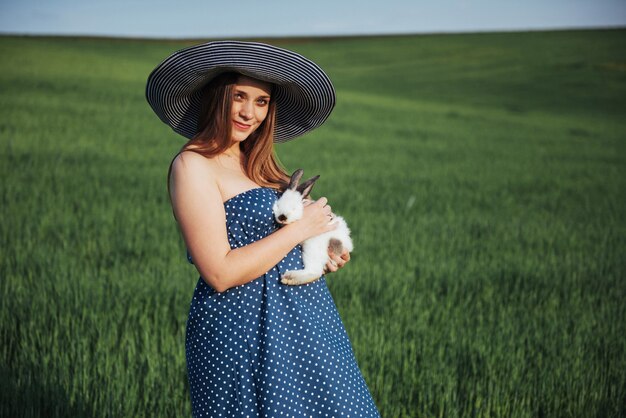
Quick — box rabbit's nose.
[277,214,287,222]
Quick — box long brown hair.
[167,72,289,195]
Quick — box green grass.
[1,29,625,417]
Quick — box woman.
[147,41,380,417]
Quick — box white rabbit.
[273,169,353,286]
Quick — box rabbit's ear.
[297,175,320,198]
[288,169,304,190]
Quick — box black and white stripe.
[145,41,336,143]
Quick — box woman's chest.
[223,188,279,246]
[213,165,261,204]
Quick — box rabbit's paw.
[281,270,322,286]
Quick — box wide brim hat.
[145,40,336,143]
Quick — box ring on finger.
[329,259,338,268]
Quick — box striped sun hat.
[145,40,336,143]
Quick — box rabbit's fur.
[273,169,353,286]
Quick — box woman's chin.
[230,134,250,143]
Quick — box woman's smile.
[233,120,251,130]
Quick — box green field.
[1,29,625,417]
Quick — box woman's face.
[230,75,272,143]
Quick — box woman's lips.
[233,121,251,130]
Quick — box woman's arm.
[169,151,336,292]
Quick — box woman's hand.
[292,197,337,242]
[324,247,350,274]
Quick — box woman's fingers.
[313,197,335,229]
[315,196,328,207]
[328,247,350,264]
[298,196,338,240]
[312,197,332,214]
[331,251,347,267]
[325,248,350,274]
[331,255,344,268]
[339,249,350,262]
[325,259,339,273]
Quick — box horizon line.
[0,25,624,43]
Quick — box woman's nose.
[239,102,253,119]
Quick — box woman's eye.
[234,93,243,100]
[257,99,268,106]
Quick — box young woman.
[147,41,380,417]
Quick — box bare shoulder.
[168,151,225,221]
[168,151,222,199]
[171,150,217,176]
[170,151,221,187]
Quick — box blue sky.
[1,0,624,38]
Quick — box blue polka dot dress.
[185,187,380,417]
